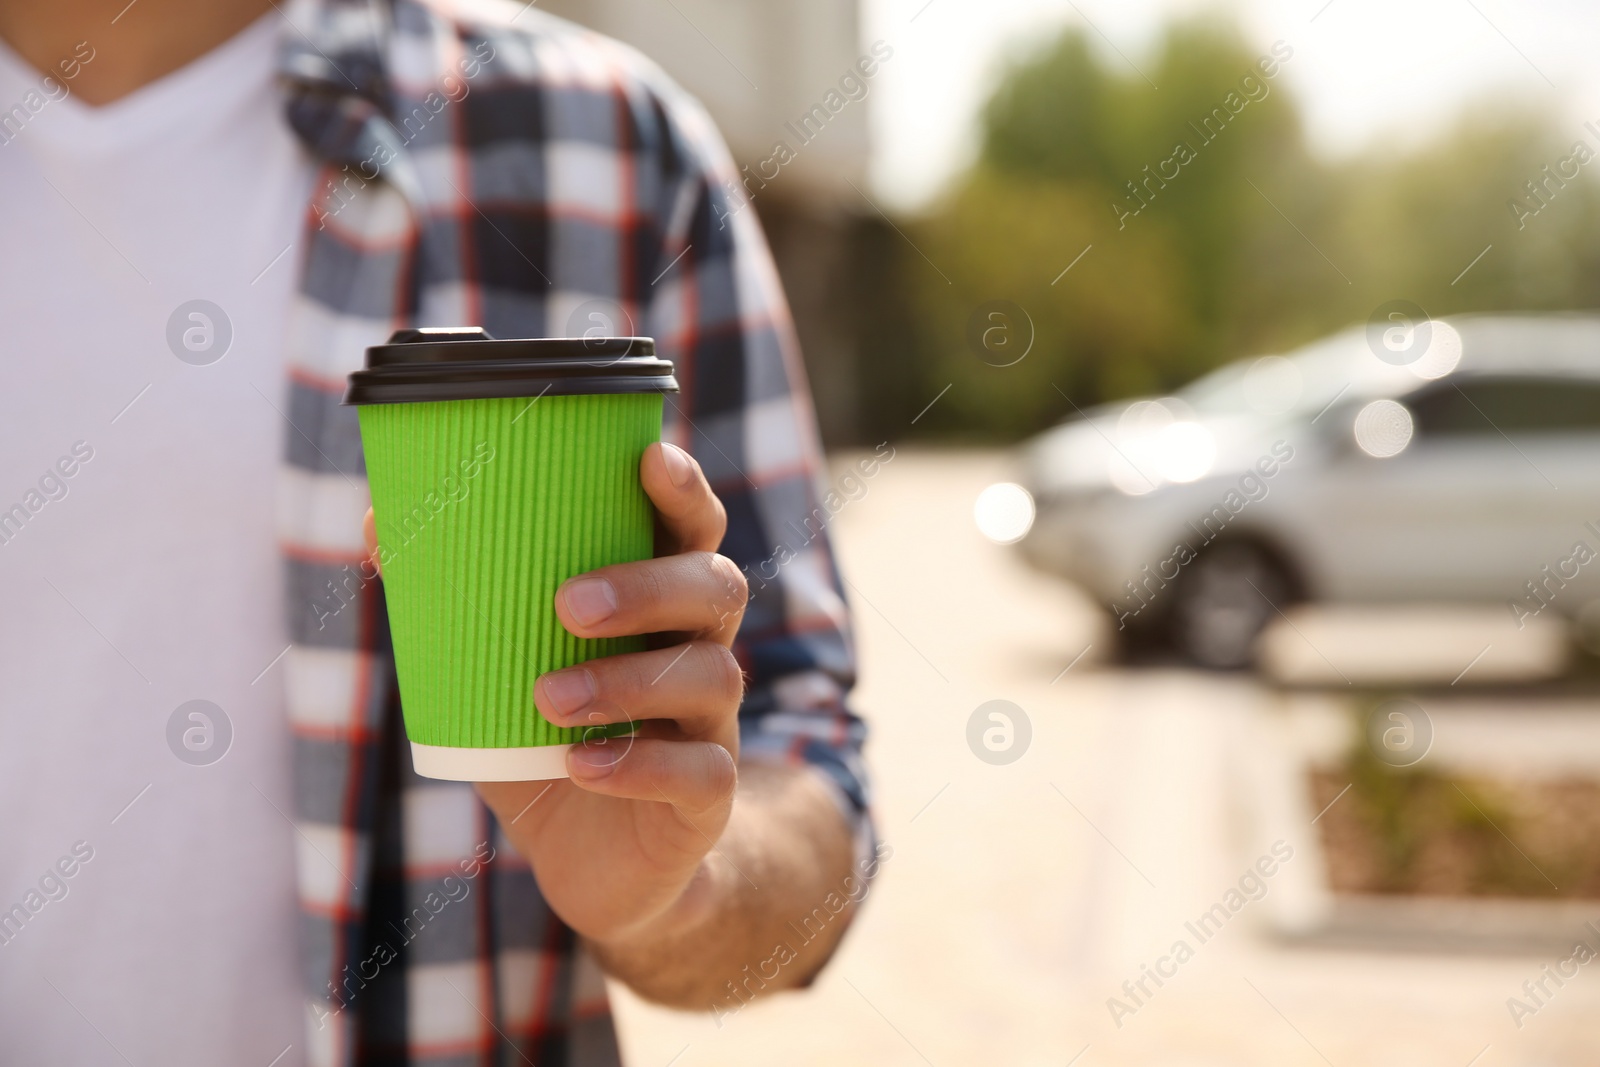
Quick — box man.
[0,0,874,1063]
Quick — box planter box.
[1244,688,1600,953]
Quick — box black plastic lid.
[344,327,678,405]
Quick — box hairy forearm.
[588,761,863,1009]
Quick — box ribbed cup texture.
[358,394,660,748]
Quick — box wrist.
[596,851,731,954]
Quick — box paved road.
[610,449,1600,1067]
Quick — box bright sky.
[864,0,1600,211]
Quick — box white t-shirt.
[0,15,312,1066]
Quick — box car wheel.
[1167,541,1292,669]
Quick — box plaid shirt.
[276,1,873,1063]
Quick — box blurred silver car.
[1016,314,1600,667]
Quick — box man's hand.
[364,441,863,1006]
[363,441,749,948]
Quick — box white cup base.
[409,741,573,782]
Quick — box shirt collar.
[275,0,423,201]
[277,0,391,106]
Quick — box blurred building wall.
[539,0,874,443]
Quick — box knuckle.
[706,554,748,620]
[707,493,728,542]
[697,641,745,703]
[698,743,738,806]
[713,554,748,603]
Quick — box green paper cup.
[345,327,677,781]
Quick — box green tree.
[910,17,1315,437]
[1332,103,1600,319]
[914,170,1193,435]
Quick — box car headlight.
[1151,421,1216,483]
[1354,399,1414,457]
[974,482,1036,544]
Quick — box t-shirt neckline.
[0,11,284,156]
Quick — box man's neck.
[0,0,275,106]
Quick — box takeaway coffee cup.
[345,327,677,781]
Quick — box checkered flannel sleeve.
[632,71,875,860]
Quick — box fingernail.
[662,443,693,488]
[562,578,617,627]
[569,742,622,777]
[539,669,595,717]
